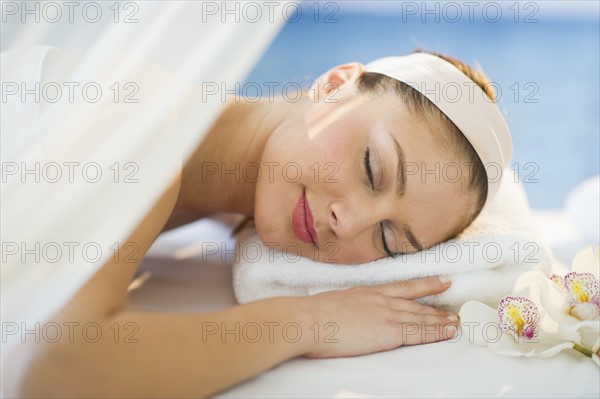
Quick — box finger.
[387,298,449,317]
[375,276,451,299]
[397,321,459,346]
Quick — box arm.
[18,277,457,398]
[19,297,313,398]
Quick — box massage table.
[126,211,599,398]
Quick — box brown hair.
[355,49,492,226]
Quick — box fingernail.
[438,275,452,284]
[447,315,459,322]
[446,325,458,338]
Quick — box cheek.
[253,120,307,244]
[305,121,361,188]
[253,167,292,243]
[259,115,356,190]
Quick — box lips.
[292,189,319,246]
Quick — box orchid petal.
[572,244,600,278]
[579,325,600,350]
[458,301,497,346]
[572,302,600,320]
[488,333,574,358]
[512,269,547,298]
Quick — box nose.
[328,200,378,242]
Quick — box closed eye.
[364,146,395,258]
[364,147,375,190]
[380,223,396,258]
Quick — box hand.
[300,276,458,358]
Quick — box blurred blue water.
[245,4,599,209]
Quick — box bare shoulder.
[55,172,182,320]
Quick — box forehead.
[360,92,477,245]
[361,90,431,130]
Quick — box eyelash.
[364,147,395,258]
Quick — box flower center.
[507,305,525,335]
[498,296,539,341]
[569,280,589,303]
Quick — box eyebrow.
[388,132,407,197]
[386,129,424,253]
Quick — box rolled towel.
[232,171,553,311]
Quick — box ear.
[309,62,365,102]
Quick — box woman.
[17,50,509,397]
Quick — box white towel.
[232,171,553,311]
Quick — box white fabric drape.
[1,0,291,354]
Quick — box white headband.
[364,53,513,208]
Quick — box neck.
[175,95,308,216]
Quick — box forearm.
[19,297,313,398]
[18,277,458,397]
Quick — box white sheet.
[128,211,599,398]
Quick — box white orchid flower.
[459,245,600,364]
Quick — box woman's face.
[254,63,478,264]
